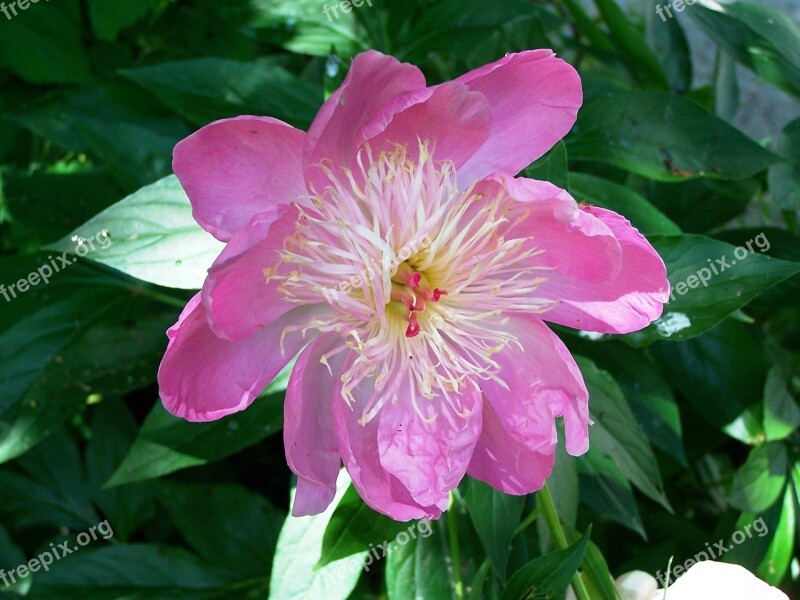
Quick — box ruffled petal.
[304,51,426,189]
[332,363,443,521]
[467,399,556,495]
[540,206,669,334]
[285,333,345,516]
[377,382,483,507]
[358,81,492,169]
[158,294,322,422]
[202,205,300,341]
[481,313,590,457]
[173,116,306,241]
[456,50,582,183]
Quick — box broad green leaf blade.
[0,0,91,84]
[644,0,692,93]
[464,478,525,581]
[157,482,282,578]
[86,400,156,542]
[27,544,240,600]
[577,357,671,511]
[729,442,788,513]
[627,235,800,345]
[0,432,96,530]
[570,173,681,236]
[88,0,160,41]
[715,49,741,122]
[105,387,285,487]
[121,58,324,129]
[577,447,646,539]
[756,486,796,585]
[594,0,669,90]
[318,484,411,568]
[51,175,224,290]
[523,141,570,191]
[651,320,768,440]
[690,1,800,98]
[501,529,590,600]
[385,519,452,600]
[567,90,780,181]
[763,368,800,442]
[270,472,366,600]
[769,116,800,210]
[568,338,684,464]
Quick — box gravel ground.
[614,0,800,140]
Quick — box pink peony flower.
[158,50,668,520]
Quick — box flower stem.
[448,491,465,600]
[538,483,593,600]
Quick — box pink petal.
[158,294,323,422]
[456,50,582,183]
[357,81,491,169]
[480,175,623,284]
[332,366,443,521]
[540,206,669,334]
[285,334,345,516]
[173,116,306,241]
[202,205,299,341]
[304,51,426,190]
[467,399,556,495]
[377,383,483,507]
[481,313,590,457]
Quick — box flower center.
[274,142,553,424]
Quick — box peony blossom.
[158,50,668,520]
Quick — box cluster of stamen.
[271,142,553,425]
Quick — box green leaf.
[105,385,285,487]
[577,447,646,538]
[644,0,692,93]
[158,482,282,578]
[756,485,795,585]
[501,529,590,600]
[318,484,411,568]
[0,432,96,530]
[270,472,366,600]
[86,400,156,542]
[651,320,768,438]
[0,260,174,463]
[594,0,669,90]
[27,544,240,600]
[121,58,324,130]
[763,368,800,442]
[689,1,800,98]
[385,520,452,600]
[464,478,525,581]
[568,338,684,464]
[12,86,190,190]
[769,116,800,210]
[567,90,780,181]
[577,357,671,511]
[0,0,91,84]
[88,0,160,41]
[627,235,800,345]
[729,442,788,513]
[0,522,25,574]
[524,141,569,191]
[51,175,224,290]
[570,173,681,236]
[565,528,620,600]
[714,49,741,122]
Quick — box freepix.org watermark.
[0,230,111,303]
[667,232,770,303]
[655,0,697,22]
[1,0,50,21]
[655,516,768,587]
[322,0,373,22]
[0,520,113,587]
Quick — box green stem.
[448,492,465,600]
[538,484,593,600]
